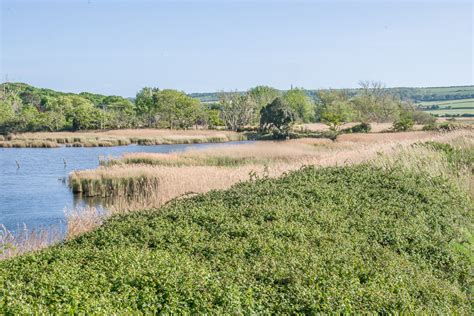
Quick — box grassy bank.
[1,160,472,313]
[0,129,246,148]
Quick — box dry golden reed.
[67,130,473,238]
[0,223,64,259]
[3,129,245,147]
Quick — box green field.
[1,143,472,313]
[424,108,474,116]
[419,98,474,108]
[418,98,474,116]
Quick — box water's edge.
[0,141,253,232]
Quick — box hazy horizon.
[1,0,473,97]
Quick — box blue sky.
[1,0,472,96]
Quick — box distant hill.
[0,82,128,107]
[190,85,474,103]
[3,82,474,105]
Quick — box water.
[0,141,251,231]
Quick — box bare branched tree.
[219,91,256,131]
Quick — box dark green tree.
[260,97,296,138]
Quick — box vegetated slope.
[0,165,472,313]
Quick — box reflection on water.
[0,141,252,232]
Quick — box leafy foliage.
[282,88,314,123]
[393,108,415,132]
[1,82,468,135]
[0,165,471,313]
[248,86,280,111]
[0,83,137,133]
[317,90,354,132]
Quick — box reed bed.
[102,131,457,168]
[0,140,59,148]
[66,130,473,238]
[2,129,246,147]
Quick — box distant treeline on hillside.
[190,85,474,103]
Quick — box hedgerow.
[0,165,472,313]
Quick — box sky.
[0,0,473,97]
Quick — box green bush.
[260,97,296,139]
[342,122,372,133]
[422,122,463,132]
[393,117,414,131]
[411,110,436,125]
[0,165,472,313]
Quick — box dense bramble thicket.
[0,164,471,313]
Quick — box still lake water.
[0,141,251,232]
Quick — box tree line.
[0,81,434,135]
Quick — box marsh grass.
[71,131,473,198]
[1,129,246,147]
[65,130,473,238]
[373,135,473,196]
[0,140,59,148]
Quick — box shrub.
[393,116,414,131]
[412,110,436,124]
[342,122,371,133]
[422,122,460,132]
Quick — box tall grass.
[1,129,246,147]
[66,130,473,238]
[0,224,64,259]
[0,140,59,148]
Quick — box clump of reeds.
[64,207,104,239]
[0,140,59,148]
[3,129,247,148]
[69,171,161,197]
